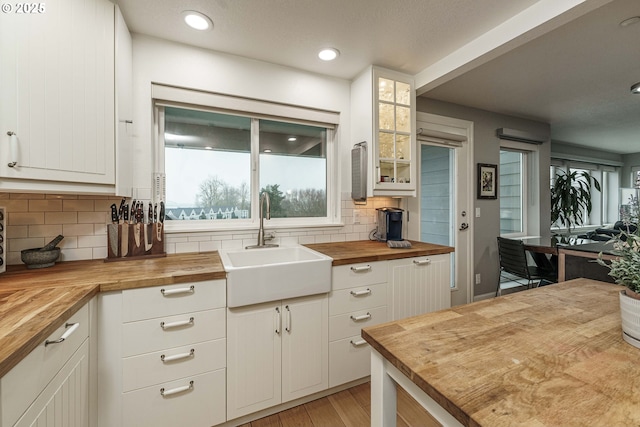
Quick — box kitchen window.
[153,85,339,229]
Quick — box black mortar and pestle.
[21,235,64,269]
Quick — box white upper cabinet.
[0,0,126,194]
[351,66,416,197]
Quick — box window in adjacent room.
[499,149,526,235]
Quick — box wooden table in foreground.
[362,279,639,427]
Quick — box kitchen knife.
[154,203,158,223]
[159,202,165,223]
[118,198,126,221]
[110,204,118,224]
[121,215,129,257]
[108,204,119,258]
[123,204,129,223]
[148,203,153,224]
[130,201,136,224]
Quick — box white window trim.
[499,140,541,238]
[153,86,342,233]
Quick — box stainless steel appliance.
[376,207,403,241]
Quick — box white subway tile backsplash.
[28,225,63,238]
[29,199,62,212]
[2,192,399,265]
[62,224,95,237]
[63,200,95,211]
[45,212,79,224]
[9,212,44,226]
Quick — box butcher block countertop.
[0,240,448,379]
[304,240,453,266]
[362,279,638,427]
[0,252,225,378]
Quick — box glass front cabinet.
[351,66,416,197]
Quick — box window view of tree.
[163,107,328,221]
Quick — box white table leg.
[371,349,397,427]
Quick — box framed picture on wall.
[477,163,498,199]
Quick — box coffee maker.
[376,207,404,241]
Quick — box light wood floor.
[239,381,441,427]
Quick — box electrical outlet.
[353,210,361,224]
[475,273,481,285]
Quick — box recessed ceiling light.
[288,137,297,142]
[318,48,339,61]
[620,16,640,27]
[631,82,640,94]
[205,146,213,150]
[264,149,272,153]
[182,11,213,31]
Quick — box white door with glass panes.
[406,113,473,307]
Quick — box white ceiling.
[117,0,640,154]
[425,0,640,154]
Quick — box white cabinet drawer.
[329,335,371,388]
[328,305,387,342]
[332,261,388,290]
[123,338,225,392]
[122,280,225,323]
[122,308,225,357]
[122,369,226,427]
[329,283,387,316]
[1,303,89,427]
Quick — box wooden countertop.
[0,252,225,378]
[305,240,453,266]
[362,279,638,427]
[0,240,448,379]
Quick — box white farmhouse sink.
[219,245,332,308]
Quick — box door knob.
[459,223,469,231]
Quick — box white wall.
[130,34,353,197]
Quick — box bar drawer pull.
[350,265,372,273]
[160,380,194,397]
[160,317,194,330]
[350,312,371,322]
[161,348,195,362]
[160,285,195,296]
[45,322,80,347]
[350,288,371,297]
[350,339,368,347]
[413,259,431,265]
[7,131,18,167]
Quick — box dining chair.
[496,237,556,296]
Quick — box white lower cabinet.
[388,254,452,320]
[328,261,388,387]
[226,294,328,420]
[1,300,94,427]
[98,280,226,427]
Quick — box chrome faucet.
[246,191,279,249]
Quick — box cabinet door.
[281,295,328,403]
[226,302,282,420]
[0,0,115,185]
[15,340,89,427]
[389,255,451,320]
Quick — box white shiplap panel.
[390,255,451,320]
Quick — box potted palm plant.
[551,170,601,234]
[598,194,640,349]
